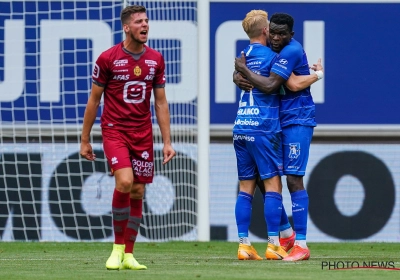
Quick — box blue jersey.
[271,39,316,128]
[233,43,281,135]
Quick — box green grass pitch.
[1,242,400,279]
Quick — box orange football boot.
[265,243,288,260]
[237,244,263,260]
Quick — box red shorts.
[102,127,154,184]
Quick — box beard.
[129,32,147,44]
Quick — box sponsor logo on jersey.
[279,59,288,65]
[113,59,128,66]
[92,63,100,78]
[237,108,260,116]
[144,75,154,80]
[113,69,128,73]
[275,62,287,70]
[134,65,142,76]
[247,61,262,66]
[149,67,155,74]
[113,74,130,80]
[234,119,260,126]
[233,134,255,142]
[288,143,301,159]
[145,59,157,66]
[111,157,118,165]
[141,151,149,160]
[131,158,154,177]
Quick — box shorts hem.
[134,180,153,184]
[283,171,305,176]
[260,172,283,180]
[238,176,257,181]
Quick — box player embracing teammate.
[233,10,323,261]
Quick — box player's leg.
[107,168,134,269]
[281,125,313,261]
[252,133,287,260]
[236,179,262,260]
[122,182,147,270]
[233,135,262,260]
[283,174,310,261]
[122,128,153,270]
[262,176,288,260]
[102,129,134,269]
[256,177,295,251]
[279,204,295,252]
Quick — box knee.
[130,184,146,199]
[286,175,305,193]
[115,178,134,193]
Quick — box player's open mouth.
[140,30,147,35]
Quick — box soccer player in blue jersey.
[233,10,323,261]
[234,13,322,261]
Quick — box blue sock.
[235,191,253,238]
[264,192,282,237]
[279,204,291,231]
[291,190,309,240]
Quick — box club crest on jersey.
[134,65,141,76]
[288,143,301,159]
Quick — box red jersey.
[92,42,166,130]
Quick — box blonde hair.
[242,10,268,39]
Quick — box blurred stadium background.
[1,0,400,245]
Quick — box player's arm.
[285,58,324,91]
[80,83,103,161]
[234,52,285,94]
[153,87,176,164]
[232,71,253,91]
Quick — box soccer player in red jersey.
[80,5,176,270]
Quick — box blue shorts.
[233,133,283,181]
[282,125,314,176]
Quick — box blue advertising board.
[210,1,400,125]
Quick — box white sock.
[294,240,307,248]
[239,237,251,246]
[268,236,280,246]
[280,227,294,238]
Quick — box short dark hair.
[270,13,294,32]
[120,5,146,24]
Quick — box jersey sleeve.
[271,44,302,80]
[92,52,109,86]
[153,55,166,87]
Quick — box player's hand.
[310,58,323,72]
[80,141,96,161]
[233,72,253,91]
[234,51,247,73]
[162,144,176,165]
